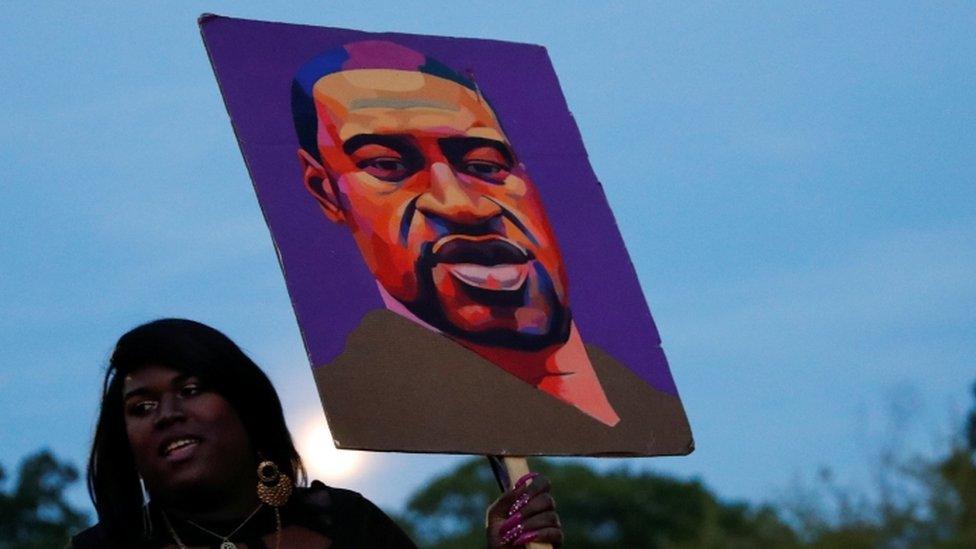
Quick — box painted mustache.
[432,235,532,264]
[431,235,534,292]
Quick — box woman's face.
[122,364,255,502]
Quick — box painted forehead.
[312,69,483,111]
[311,70,503,139]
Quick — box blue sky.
[2,2,974,517]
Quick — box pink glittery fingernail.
[500,512,522,533]
[514,530,540,545]
[508,493,530,517]
[501,523,524,545]
[514,472,539,490]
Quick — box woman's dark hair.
[86,318,306,543]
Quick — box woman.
[72,319,562,548]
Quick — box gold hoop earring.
[256,460,292,507]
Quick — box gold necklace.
[162,505,282,549]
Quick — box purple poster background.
[201,15,678,396]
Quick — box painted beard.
[402,236,571,351]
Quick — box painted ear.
[298,149,346,225]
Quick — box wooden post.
[491,456,552,549]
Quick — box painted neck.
[460,323,620,426]
[377,286,620,426]
[378,282,442,333]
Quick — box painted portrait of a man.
[201,16,692,456]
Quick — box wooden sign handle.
[500,456,552,549]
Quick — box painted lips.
[446,263,529,291]
[432,235,532,292]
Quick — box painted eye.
[359,157,410,181]
[464,161,505,178]
[459,146,510,183]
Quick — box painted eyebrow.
[341,134,417,156]
[122,373,194,401]
[439,137,514,165]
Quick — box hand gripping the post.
[485,457,562,548]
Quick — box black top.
[71,481,416,549]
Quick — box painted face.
[122,364,255,502]
[302,69,572,349]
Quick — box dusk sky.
[2,2,973,516]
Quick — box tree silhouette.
[396,458,798,548]
[0,449,88,549]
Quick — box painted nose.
[416,162,501,225]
